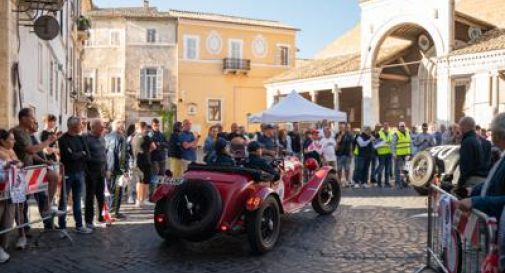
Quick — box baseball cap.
[264,124,275,130]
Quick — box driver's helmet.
[304,158,319,171]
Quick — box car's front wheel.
[311,175,341,215]
[246,196,281,255]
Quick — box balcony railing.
[223,58,251,74]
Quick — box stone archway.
[358,0,454,126]
[372,23,439,127]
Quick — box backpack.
[167,133,182,158]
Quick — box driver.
[245,141,280,181]
[257,124,277,157]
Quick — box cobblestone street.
[2,187,431,273]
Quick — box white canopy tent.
[249,90,347,123]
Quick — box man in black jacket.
[105,120,126,218]
[151,118,167,178]
[456,117,488,192]
[459,113,505,220]
[84,119,107,229]
[58,116,92,234]
[245,141,279,181]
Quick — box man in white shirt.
[320,127,337,167]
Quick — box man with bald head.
[84,119,107,228]
[456,116,488,192]
[58,116,92,233]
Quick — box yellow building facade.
[173,10,298,136]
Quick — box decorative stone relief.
[252,35,267,58]
[206,31,222,55]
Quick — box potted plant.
[76,16,91,31]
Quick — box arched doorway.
[371,23,439,127]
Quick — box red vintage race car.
[151,156,341,254]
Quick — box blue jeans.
[375,154,392,186]
[394,155,407,187]
[58,171,85,229]
[356,156,371,185]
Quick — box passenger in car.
[245,141,280,181]
[209,138,235,167]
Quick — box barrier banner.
[453,209,480,247]
[0,165,53,201]
[25,165,48,194]
[0,170,8,200]
[9,166,27,204]
[438,194,453,248]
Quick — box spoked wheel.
[312,175,341,215]
[247,196,281,255]
[408,151,436,191]
[166,181,222,241]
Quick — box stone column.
[436,68,451,125]
[309,90,317,103]
[332,85,340,110]
[361,70,380,127]
[492,72,500,115]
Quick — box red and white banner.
[453,209,480,247]
[25,166,49,194]
[0,165,54,201]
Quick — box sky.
[92,0,361,59]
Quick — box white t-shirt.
[320,137,337,162]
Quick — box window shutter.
[140,68,145,98]
[275,46,281,65]
[156,67,163,99]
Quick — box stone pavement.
[2,187,433,273]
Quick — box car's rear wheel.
[246,196,281,255]
[312,175,341,215]
[154,199,176,242]
[166,180,222,240]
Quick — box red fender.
[151,183,177,203]
[245,185,281,212]
[296,166,335,204]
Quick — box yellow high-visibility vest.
[353,145,359,156]
[395,131,411,156]
[376,129,392,155]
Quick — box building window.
[38,44,44,88]
[147,29,156,43]
[229,39,243,59]
[110,30,120,46]
[184,35,199,60]
[49,60,54,97]
[140,67,163,99]
[110,76,121,93]
[83,70,96,94]
[207,99,222,122]
[278,45,290,66]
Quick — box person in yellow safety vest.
[392,121,411,189]
[374,122,393,187]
